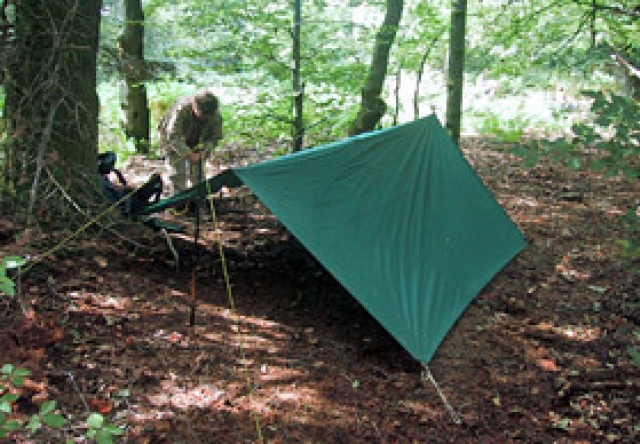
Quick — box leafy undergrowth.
[1,137,639,443]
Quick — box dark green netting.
[144,115,526,364]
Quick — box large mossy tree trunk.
[119,0,150,154]
[348,0,404,137]
[445,0,467,146]
[4,0,102,222]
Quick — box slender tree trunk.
[5,0,102,220]
[393,67,401,126]
[348,0,404,136]
[1,0,13,188]
[413,34,442,120]
[119,0,150,154]
[292,0,304,151]
[445,0,467,146]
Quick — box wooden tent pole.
[189,156,204,326]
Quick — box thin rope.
[421,365,463,425]
[20,183,144,276]
[203,175,265,444]
[160,228,179,269]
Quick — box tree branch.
[573,0,640,18]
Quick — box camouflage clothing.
[158,89,223,194]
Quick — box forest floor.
[1,137,639,443]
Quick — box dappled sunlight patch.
[532,321,602,343]
[236,333,275,350]
[517,213,555,226]
[218,309,285,332]
[272,390,300,403]
[257,364,306,385]
[168,288,188,298]
[252,386,320,413]
[557,324,602,342]
[513,196,541,208]
[525,345,562,372]
[555,254,592,282]
[151,329,187,346]
[200,330,228,343]
[66,290,133,313]
[147,380,226,410]
[216,310,292,349]
[122,407,175,424]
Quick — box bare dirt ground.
[1,138,639,443]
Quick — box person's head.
[191,90,219,118]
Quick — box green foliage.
[619,208,640,264]
[134,1,376,147]
[465,0,635,95]
[477,111,531,144]
[519,90,639,178]
[579,91,640,179]
[1,363,30,386]
[0,256,25,298]
[1,363,124,442]
[95,0,638,153]
[25,400,67,435]
[86,413,125,444]
[398,0,447,71]
[629,346,640,366]
[1,262,124,442]
[1,364,66,440]
[515,90,640,269]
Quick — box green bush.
[476,111,532,144]
[519,90,639,177]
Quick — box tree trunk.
[119,0,150,154]
[413,34,442,120]
[292,0,304,151]
[4,0,102,221]
[348,0,404,137]
[445,0,467,146]
[393,67,401,126]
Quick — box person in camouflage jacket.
[158,88,223,195]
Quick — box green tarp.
[144,115,526,364]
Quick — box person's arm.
[201,110,223,152]
[160,101,191,156]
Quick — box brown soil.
[1,139,639,443]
